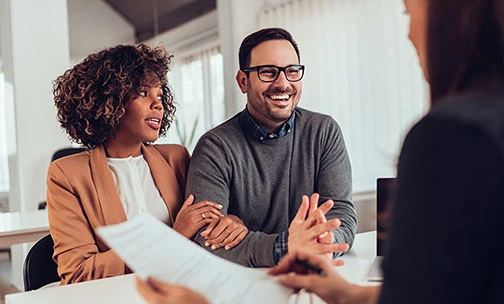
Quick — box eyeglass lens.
[258,65,303,82]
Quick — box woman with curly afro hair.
[47,44,247,285]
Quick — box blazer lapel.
[90,146,127,225]
[141,144,182,224]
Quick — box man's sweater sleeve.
[318,119,357,250]
[185,133,278,267]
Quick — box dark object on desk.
[38,147,86,210]
[366,177,397,281]
[0,247,10,260]
[376,177,396,256]
[23,234,60,291]
[37,201,48,210]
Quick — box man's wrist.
[333,237,340,258]
[273,231,289,264]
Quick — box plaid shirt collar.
[240,107,296,141]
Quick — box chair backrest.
[23,234,60,291]
[51,147,86,162]
[38,147,86,210]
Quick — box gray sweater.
[186,107,357,267]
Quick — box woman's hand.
[268,250,374,304]
[172,194,223,238]
[200,214,249,250]
[136,276,210,304]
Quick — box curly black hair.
[53,43,175,148]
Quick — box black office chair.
[38,147,87,210]
[50,147,86,162]
[23,234,60,291]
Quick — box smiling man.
[186,27,357,267]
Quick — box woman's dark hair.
[238,27,300,70]
[427,0,504,102]
[53,43,175,148]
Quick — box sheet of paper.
[96,213,293,304]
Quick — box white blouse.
[107,154,171,225]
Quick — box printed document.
[96,213,293,304]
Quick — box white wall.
[0,0,136,205]
[0,0,74,290]
[216,0,264,117]
[68,0,136,62]
[0,0,136,75]
[1,0,72,213]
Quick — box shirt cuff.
[273,231,289,264]
[333,237,340,258]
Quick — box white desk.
[0,210,50,248]
[6,231,377,304]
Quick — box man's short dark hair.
[238,27,300,71]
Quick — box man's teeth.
[269,94,289,100]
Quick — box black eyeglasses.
[242,64,305,82]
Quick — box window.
[0,72,10,193]
[157,45,225,152]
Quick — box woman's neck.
[104,139,142,158]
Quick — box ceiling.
[103,0,217,42]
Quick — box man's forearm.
[328,200,357,249]
[193,231,279,267]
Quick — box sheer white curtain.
[0,72,11,193]
[156,43,225,153]
[259,0,429,192]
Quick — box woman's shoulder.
[47,149,92,184]
[148,143,188,154]
[147,144,190,163]
[426,92,504,148]
[49,149,90,170]
[430,91,504,128]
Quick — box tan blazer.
[46,144,189,285]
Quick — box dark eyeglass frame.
[242,64,305,82]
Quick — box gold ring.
[201,213,206,219]
[225,229,231,234]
